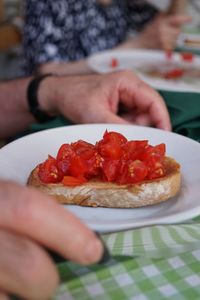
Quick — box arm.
[0,71,171,139]
[38,59,92,76]
[0,78,35,138]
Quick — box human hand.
[40,70,171,130]
[135,13,191,51]
[0,181,103,300]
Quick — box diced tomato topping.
[98,140,122,160]
[141,143,166,161]
[56,144,74,176]
[103,130,127,144]
[38,155,61,183]
[146,159,165,180]
[181,52,194,62]
[57,143,74,162]
[164,68,185,79]
[38,131,167,186]
[97,131,127,160]
[122,140,148,160]
[117,159,148,184]
[68,155,87,178]
[62,176,87,186]
[110,58,119,68]
[72,140,95,157]
[102,159,119,182]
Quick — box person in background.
[23,0,190,75]
[0,70,170,299]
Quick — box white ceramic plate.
[87,49,200,93]
[0,124,200,233]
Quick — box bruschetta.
[27,131,181,208]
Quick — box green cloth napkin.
[159,90,200,142]
[31,90,200,142]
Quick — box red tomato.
[72,140,95,157]
[38,155,61,183]
[56,144,75,175]
[72,140,103,178]
[97,131,127,160]
[141,143,166,162]
[62,176,86,186]
[68,155,87,178]
[146,160,165,180]
[56,144,74,162]
[117,159,148,184]
[103,131,127,144]
[164,68,185,79]
[38,131,166,185]
[102,159,119,182]
[85,152,104,178]
[181,52,194,62]
[110,58,119,68]
[122,140,149,160]
[98,141,122,160]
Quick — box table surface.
[54,217,200,300]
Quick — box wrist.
[37,74,59,117]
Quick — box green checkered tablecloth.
[54,218,200,300]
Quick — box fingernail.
[85,237,104,264]
[95,232,111,264]
[162,124,171,131]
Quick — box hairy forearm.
[38,60,92,76]
[0,78,35,138]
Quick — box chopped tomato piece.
[98,141,122,160]
[56,144,74,162]
[68,155,87,177]
[72,140,95,157]
[181,52,194,62]
[110,58,119,68]
[164,68,185,79]
[56,144,75,175]
[146,159,165,180]
[117,159,148,184]
[85,152,103,178]
[102,159,119,182]
[97,130,127,160]
[122,140,148,160]
[62,176,86,186]
[38,155,61,183]
[141,143,166,162]
[103,131,127,144]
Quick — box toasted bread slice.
[27,157,181,208]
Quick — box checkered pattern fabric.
[54,218,200,300]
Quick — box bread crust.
[27,157,181,208]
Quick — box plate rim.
[1,123,200,233]
[87,49,200,93]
